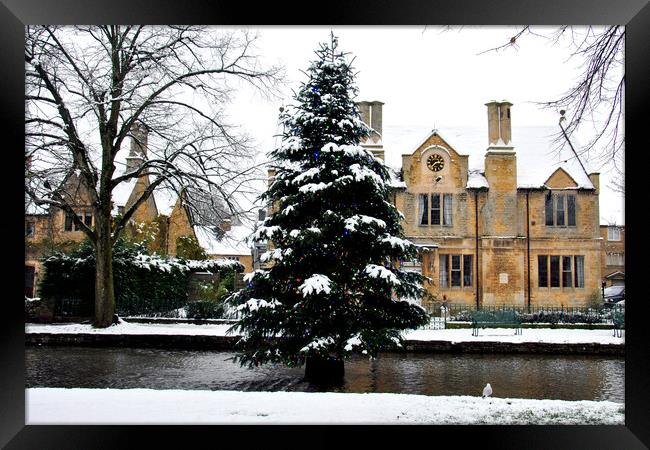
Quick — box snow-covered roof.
[386,167,406,189]
[112,178,137,209]
[381,125,595,190]
[604,271,625,279]
[110,173,180,217]
[152,188,179,216]
[466,169,489,189]
[25,195,48,215]
[194,224,253,256]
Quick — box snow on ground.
[403,327,624,345]
[26,388,624,425]
[26,321,235,336]
[25,321,624,345]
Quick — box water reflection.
[25,347,624,403]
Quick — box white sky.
[222,26,624,226]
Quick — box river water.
[25,347,624,402]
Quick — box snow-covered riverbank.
[26,388,624,425]
[26,321,625,345]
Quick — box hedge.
[38,238,244,317]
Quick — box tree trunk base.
[304,356,345,385]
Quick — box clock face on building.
[427,154,445,172]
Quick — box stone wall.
[124,176,159,224]
[25,332,624,355]
[166,197,195,257]
[480,238,526,306]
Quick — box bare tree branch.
[25,25,284,326]
[463,26,624,187]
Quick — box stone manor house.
[25,102,624,307]
[356,100,615,308]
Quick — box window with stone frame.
[606,252,624,266]
[462,254,472,287]
[545,192,576,227]
[64,212,74,231]
[419,193,453,226]
[607,227,621,241]
[443,194,453,225]
[562,256,573,288]
[26,220,35,237]
[538,255,548,287]
[550,256,560,287]
[574,256,585,288]
[439,254,472,288]
[439,254,448,288]
[418,194,428,225]
[65,210,93,231]
[538,254,584,288]
[431,194,441,225]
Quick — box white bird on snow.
[482,383,492,398]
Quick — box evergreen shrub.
[38,238,243,317]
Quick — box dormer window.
[545,192,576,227]
[64,210,93,231]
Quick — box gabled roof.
[467,170,489,189]
[110,171,179,218]
[112,178,138,212]
[410,129,460,159]
[544,167,579,189]
[152,187,179,216]
[605,271,625,279]
[25,195,48,215]
[381,125,595,190]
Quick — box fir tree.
[228,34,429,379]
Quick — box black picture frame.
[4,0,648,448]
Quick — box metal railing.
[418,303,625,329]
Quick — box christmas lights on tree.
[228,33,429,381]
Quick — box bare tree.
[473,26,624,194]
[25,26,282,327]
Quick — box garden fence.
[418,303,625,329]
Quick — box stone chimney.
[356,100,385,160]
[485,100,513,147]
[358,101,371,129]
[220,218,232,232]
[369,100,384,137]
[588,172,601,233]
[356,101,384,140]
[126,121,148,173]
[484,100,517,236]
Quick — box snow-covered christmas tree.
[228,33,429,381]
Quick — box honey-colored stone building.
[25,123,254,297]
[357,100,604,308]
[600,224,625,287]
[165,194,255,273]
